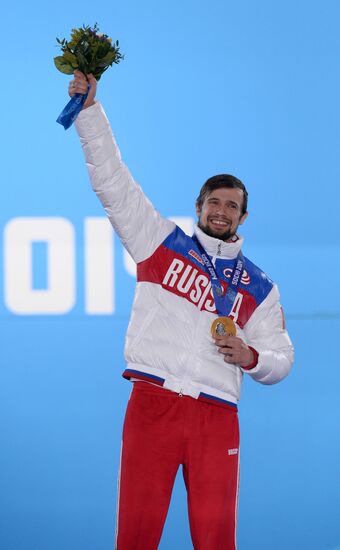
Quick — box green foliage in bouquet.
[54,23,124,80]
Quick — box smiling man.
[196,175,248,242]
[69,70,294,550]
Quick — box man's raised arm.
[69,71,175,263]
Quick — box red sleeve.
[242,346,259,370]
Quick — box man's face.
[196,187,248,241]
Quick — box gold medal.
[211,316,237,338]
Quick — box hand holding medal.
[190,236,255,367]
[211,316,249,365]
[213,328,255,367]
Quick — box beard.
[197,220,237,242]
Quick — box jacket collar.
[194,224,244,260]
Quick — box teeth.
[211,219,228,225]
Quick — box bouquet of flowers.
[55,24,124,129]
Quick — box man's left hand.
[214,335,254,367]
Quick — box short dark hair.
[196,174,248,215]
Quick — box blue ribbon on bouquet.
[56,89,89,130]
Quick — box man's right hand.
[68,69,97,110]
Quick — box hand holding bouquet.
[55,24,124,129]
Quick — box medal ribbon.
[192,235,245,316]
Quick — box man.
[69,71,294,550]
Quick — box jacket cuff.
[242,347,259,370]
[75,101,110,140]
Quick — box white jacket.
[75,102,294,407]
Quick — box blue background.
[1,1,340,548]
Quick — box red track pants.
[115,382,240,550]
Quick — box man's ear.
[196,202,201,217]
[239,211,248,225]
